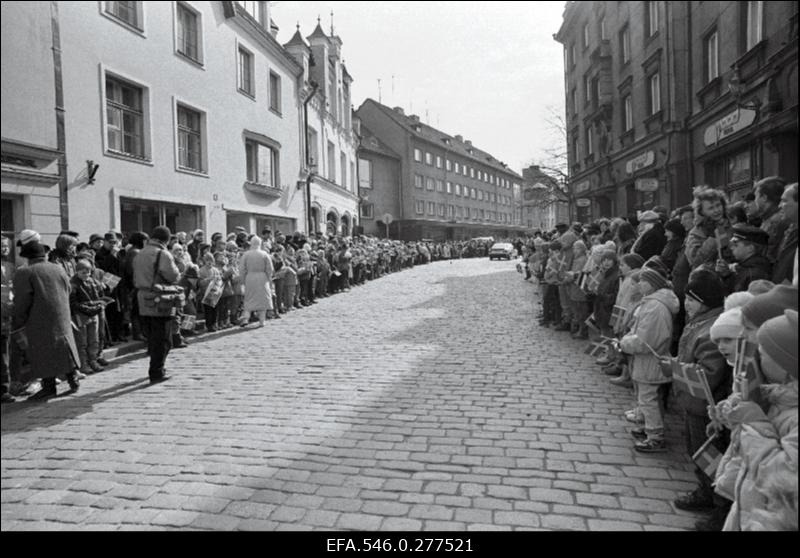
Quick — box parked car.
[489,242,515,260]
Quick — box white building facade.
[53,0,306,239]
[284,21,359,237]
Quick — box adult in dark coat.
[716,224,772,293]
[773,182,798,284]
[593,251,620,337]
[660,219,686,274]
[633,211,667,261]
[12,241,80,400]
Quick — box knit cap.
[644,256,670,278]
[17,229,41,246]
[741,285,798,328]
[686,269,725,309]
[756,309,798,379]
[640,267,668,291]
[724,291,754,311]
[748,279,775,296]
[710,308,745,342]
[621,253,645,270]
[603,241,617,252]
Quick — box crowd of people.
[1,175,796,531]
[520,177,797,531]
[0,227,500,397]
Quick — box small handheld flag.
[692,434,723,480]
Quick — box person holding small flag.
[669,270,732,530]
[618,267,680,452]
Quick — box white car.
[488,242,515,260]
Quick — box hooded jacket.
[619,287,680,384]
[716,380,798,531]
[613,274,642,336]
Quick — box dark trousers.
[543,284,561,324]
[684,411,730,504]
[1,334,9,395]
[141,316,172,380]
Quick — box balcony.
[590,40,612,62]
[244,181,283,198]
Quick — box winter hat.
[17,229,41,247]
[710,308,745,342]
[89,233,104,244]
[559,231,577,249]
[664,219,686,238]
[741,285,798,329]
[724,291,755,311]
[644,256,670,278]
[19,241,46,259]
[621,253,645,270]
[756,309,798,379]
[550,240,563,251]
[686,269,725,309]
[602,241,617,252]
[572,239,587,254]
[640,267,668,291]
[748,279,775,296]
[183,266,199,279]
[638,210,660,223]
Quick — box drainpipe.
[303,81,319,234]
[685,1,695,195]
[51,1,68,231]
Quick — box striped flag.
[609,305,628,330]
[583,272,600,294]
[735,339,763,403]
[692,435,723,480]
[585,314,600,337]
[669,359,714,404]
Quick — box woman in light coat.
[238,236,273,327]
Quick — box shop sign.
[625,151,655,175]
[575,198,591,207]
[574,180,591,193]
[703,108,757,147]
[635,178,659,192]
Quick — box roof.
[284,25,309,49]
[362,99,522,179]
[307,21,328,41]
[358,125,401,159]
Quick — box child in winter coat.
[619,268,680,452]
[565,240,589,338]
[540,241,563,327]
[69,259,106,374]
[198,253,222,332]
[604,253,646,383]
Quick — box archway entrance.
[340,214,350,237]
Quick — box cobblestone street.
[2,258,702,531]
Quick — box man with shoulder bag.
[133,226,182,384]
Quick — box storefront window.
[120,197,201,239]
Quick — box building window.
[176,2,201,64]
[583,23,590,49]
[470,167,475,178]
[238,47,254,97]
[623,95,633,131]
[620,25,630,64]
[307,127,318,168]
[438,203,445,217]
[426,177,435,191]
[600,17,607,40]
[358,158,372,189]
[446,159,452,171]
[427,201,435,216]
[705,30,719,83]
[455,183,462,196]
[340,153,347,187]
[361,203,374,219]
[425,152,433,165]
[570,43,576,68]
[269,71,281,114]
[572,134,580,163]
[414,148,422,162]
[414,174,423,188]
[585,126,593,156]
[436,179,444,193]
[648,73,661,115]
[584,75,591,104]
[327,141,336,182]
[435,155,442,168]
[745,1,763,51]
[454,162,461,174]
[176,104,204,172]
[415,200,424,215]
[104,1,142,30]
[245,139,277,187]
[448,205,455,218]
[471,188,477,200]
[350,161,356,191]
[645,1,659,37]
[237,1,267,27]
[446,181,452,194]
[105,75,146,159]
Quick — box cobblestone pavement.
[1,258,703,531]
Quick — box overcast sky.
[272,1,567,175]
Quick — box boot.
[554,320,571,332]
[573,324,589,340]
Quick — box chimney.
[393,106,405,116]
[454,135,463,142]
[465,140,472,147]
[409,114,420,123]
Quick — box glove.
[717,397,767,429]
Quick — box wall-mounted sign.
[574,180,591,193]
[575,198,591,207]
[703,108,757,147]
[635,178,659,192]
[625,150,655,175]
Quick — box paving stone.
[494,511,541,528]
[588,519,644,531]
[380,517,423,530]
[528,488,574,505]
[336,513,382,531]
[540,514,587,530]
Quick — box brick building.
[554,1,798,219]
[355,99,526,241]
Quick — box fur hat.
[17,229,41,247]
[710,308,745,342]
